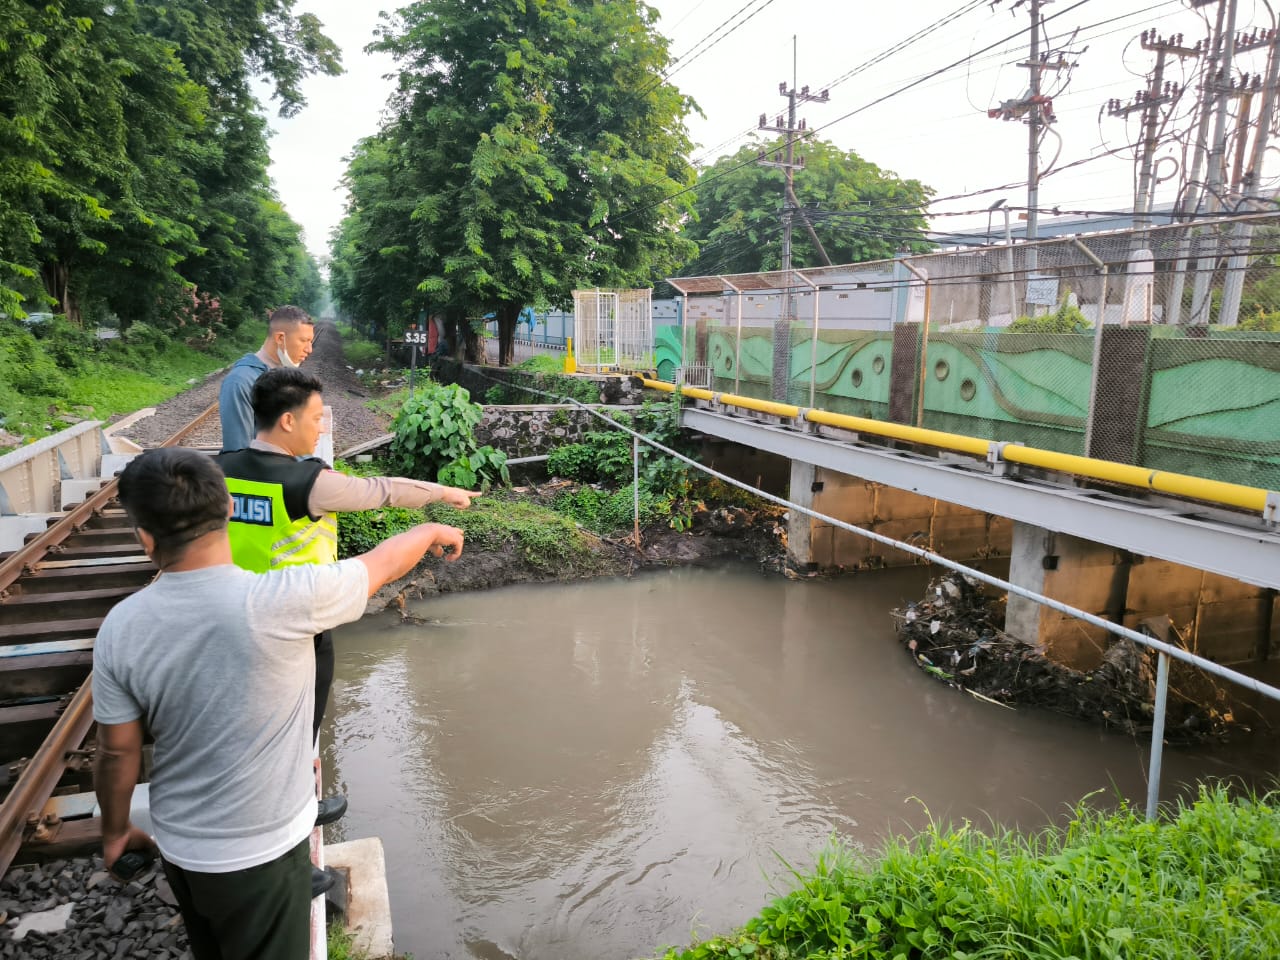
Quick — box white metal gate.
[572,288,653,372]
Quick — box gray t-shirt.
[93,559,369,866]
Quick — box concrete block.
[870,486,936,522]
[1042,562,1127,611]
[872,517,933,555]
[827,525,877,568]
[1198,571,1270,604]
[1039,615,1110,670]
[0,515,55,553]
[1124,561,1205,612]
[932,513,993,560]
[812,485,875,524]
[326,837,394,960]
[1196,599,1270,664]
[987,515,1014,554]
[100,453,136,478]
[59,478,103,509]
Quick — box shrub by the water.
[389,382,508,489]
[654,784,1280,960]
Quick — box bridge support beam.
[1007,520,1280,670]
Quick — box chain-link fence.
[666,211,1280,491]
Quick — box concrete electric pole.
[1106,31,1196,229]
[757,42,829,401]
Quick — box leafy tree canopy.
[680,137,934,278]
[332,0,698,363]
[0,0,333,337]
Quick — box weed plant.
[389,382,508,488]
[544,397,710,534]
[421,493,601,574]
[654,784,1279,960]
[515,354,565,374]
[333,459,598,574]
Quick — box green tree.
[329,132,423,342]
[0,0,336,333]
[681,137,933,277]
[1,1,206,326]
[333,0,697,364]
[136,0,342,330]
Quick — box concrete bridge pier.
[1006,520,1278,671]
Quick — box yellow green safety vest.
[215,448,337,572]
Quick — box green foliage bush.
[1008,293,1092,334]
[553,484,665,534]
[544,397,703,533]
[1239,310,1280,332]
[343,338,385,367]
[515,354,566,374]
[30,315,97,373]
[654,784,1280,960]
[337,505,422,558]
[389,382,509,488]
[0,318,262,444]
[2,327,70,396]
[422,495,600,574]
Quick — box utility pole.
[757,40,829,402]
[1105,31,1193,229]
[1218,27,1279,325]
[989,0,1080,313]
[989,0,1076,240]
[1026,0,1043,243]
[1189,0,1241,325]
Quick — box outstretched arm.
[357,522,464,596]
[310,472,481,513]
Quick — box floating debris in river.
[893,575,1246,742]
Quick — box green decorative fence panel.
[917,331,1092,455]
[1141,336,1280,489]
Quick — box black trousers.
[162,839,311,960]
[313,630,333,744]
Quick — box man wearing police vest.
[216,367,477,897]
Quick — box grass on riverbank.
[335,477,604,578]
[0,318,264,450]
[655,784,1279,960]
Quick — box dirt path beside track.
[109,321,392,454]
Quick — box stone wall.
[475,405,614,459]
[431,358,645,406]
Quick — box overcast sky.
[264,0,1273,264]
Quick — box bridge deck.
[683,404,1280,591]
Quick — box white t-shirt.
[93,559,369,872]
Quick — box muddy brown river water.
[321,565,1278,960]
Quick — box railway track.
[0,403,218,877]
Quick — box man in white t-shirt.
[92,447,463,960]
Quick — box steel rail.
[0,679,94,873]
[0,400,218,875]
[641,379,1276,516]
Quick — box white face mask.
[275,337,299,368]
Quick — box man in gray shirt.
[218,305,315,453]
[93,447,463,960]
